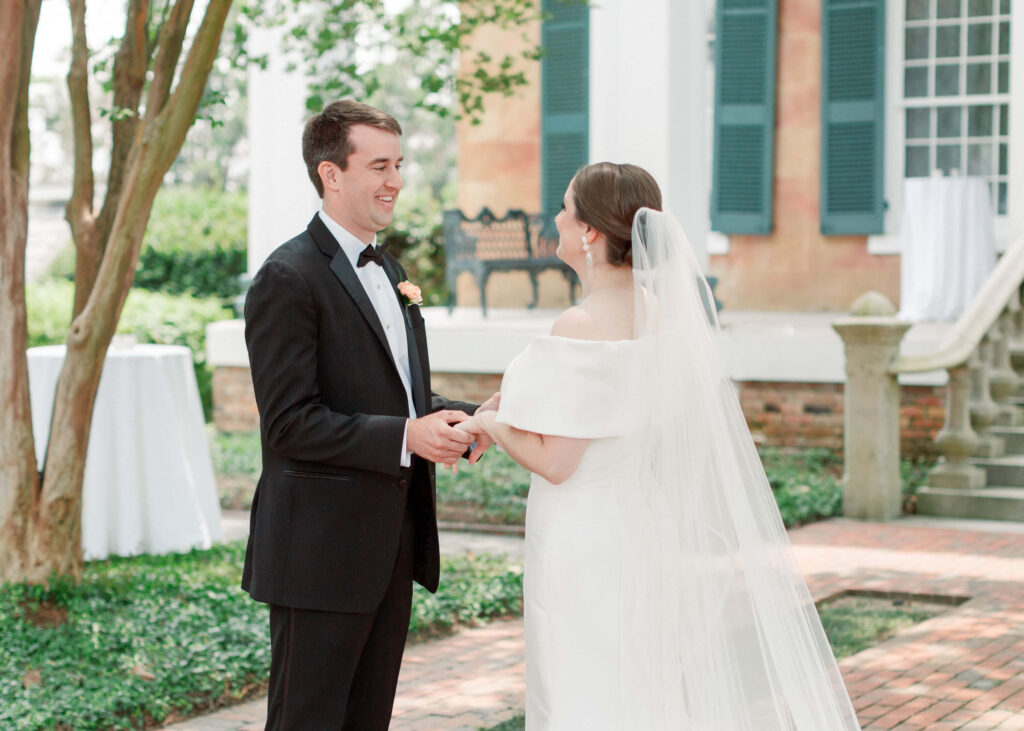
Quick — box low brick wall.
[737,381,944,456]
[212,367,945,455]
[212,367,259,432]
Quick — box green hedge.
[47,187,248,301]
[26,280,232,420]
[133,187,248,298]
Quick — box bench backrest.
[443,208,536,262]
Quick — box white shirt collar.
[318,209,378,270]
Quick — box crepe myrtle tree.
[0,0,541,585]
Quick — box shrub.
[26,280,232,420]
[132,186,248,299]
[384,185,453,306]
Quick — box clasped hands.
[406,392,501,471]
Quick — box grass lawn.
[1,543,522,731]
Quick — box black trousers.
[265,497,416,730]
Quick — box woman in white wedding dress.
[458,163,861,730]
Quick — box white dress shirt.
[318,210,416,466]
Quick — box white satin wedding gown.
[490,209,861,730]
[497,335,647,729]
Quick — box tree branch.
[149,0,232,173]
[65,0,100,317]
[93,0,152,285]
[145,0,195,117]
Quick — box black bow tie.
[357,244,384,268]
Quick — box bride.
[457,162,861,729]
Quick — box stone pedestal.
[833,293,911,521]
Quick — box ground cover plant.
[0,543,522,731]
[211,431,932,529]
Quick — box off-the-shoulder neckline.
[535,334,639,346]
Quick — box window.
[903,0,1011,215]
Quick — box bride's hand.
[452,413,496,469]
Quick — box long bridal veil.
[617,209,860,729]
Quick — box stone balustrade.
[835,233,1024,521]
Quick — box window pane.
[967,62,992,93]
[939,0,962,17]
[907,108,931,138]
[937,106,963,136]
[906,27,931,59]
[998,61,1010,93]
[937,25,962,56]
[935,64,961,95]
[999,143,1008,175]
[998,22,1010,54]
[907,0,930,20]
[968,0,993,15]
[906,67,930,97]
[1000,104,1009,135]
[937,144,962,173]
[968,23,993,55]
[906,146,931,177]
[967,143,993,174]
[998,182,1007,215]
[999,0,1010,13]
[969,105,994,135]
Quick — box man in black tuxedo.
[242,99,495,729]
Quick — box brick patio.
[160,517,1024,730]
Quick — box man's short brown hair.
[302,100,402,197]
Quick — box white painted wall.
[247,26,321,274]
[588,0,712,270]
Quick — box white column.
[247,26,321,274]
[588,0,711,270]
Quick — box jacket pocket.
[282,469,353,482]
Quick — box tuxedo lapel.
[381,255,428,418]
[308,216,399,376]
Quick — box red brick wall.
[212,367,945,456]
[212,367,259,433]
[738,381,944,456]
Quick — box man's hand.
[407,410,475,464]
[475,391,501,415]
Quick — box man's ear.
[318,161,341,193]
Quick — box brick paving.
[160,517,1024,730]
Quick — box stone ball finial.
[850,291,897,317]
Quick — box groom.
[242,99,493,729]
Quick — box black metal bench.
[442,208,579,316]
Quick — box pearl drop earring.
[581,235,593,267]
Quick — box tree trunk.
[30,0,233,581]
[0,0,43,584]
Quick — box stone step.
[973,454,1024,487]
[916,486,1024,522]
[990,426,1024,455]
[1011,345,1024,371]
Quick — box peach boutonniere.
[397,280,423,306]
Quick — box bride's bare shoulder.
[550,306,603,341]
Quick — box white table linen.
[899,177,997,322]
[27,344,222,560]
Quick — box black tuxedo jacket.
[241,214,476,613]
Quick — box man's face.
[325,124,403,243]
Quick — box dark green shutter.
[711,0,778,234]
[541,0,589,217]
[821,0,886,234]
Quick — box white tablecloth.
[27,344,222,560]
[899,177,997,322]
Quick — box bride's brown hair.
[572,162,662,267]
